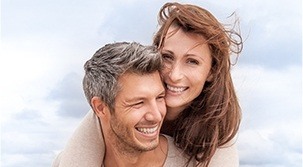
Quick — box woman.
[153,2,242,166]
[53,2,242,167]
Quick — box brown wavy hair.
[153,2,243,166]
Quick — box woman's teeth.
[167,85,187,92]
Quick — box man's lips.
[135,126,159,134]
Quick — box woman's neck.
[161,118,177,137]
[161,106,188,136]
[165,106,185,121]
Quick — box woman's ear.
[206,72,213,82]
[91,96,108,118]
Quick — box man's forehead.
[116,71,164,99]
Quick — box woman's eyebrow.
[184,53,207,62]
[161,49,174,54]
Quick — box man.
[53,42,193,167]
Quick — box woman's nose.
[168,62,184,82]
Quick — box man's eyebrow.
[159,90,166,96]
[125,89,165,102]
[124,97,144,103]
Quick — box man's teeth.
[167,85,186,92]
[137,126,158,134]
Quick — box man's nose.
[144,101,164,122]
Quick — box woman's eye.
[187,58,199,65]
[162,54,173,62]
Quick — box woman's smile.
[166,84,188,94]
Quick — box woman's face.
[161,26,212,119]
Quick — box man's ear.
[91,96,108,118]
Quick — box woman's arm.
[207,140,239,167]
[52,110,105,167]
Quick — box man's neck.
[103,135,168,167]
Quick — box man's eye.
[157,95,165,101]
[132,101,143,108]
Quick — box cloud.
[239,129,302,167]
[48,72,90,118]
[2,109,56,167]
[202,0,302,69]
[232,64,302,167]
[233,65,301,125]
[1,106,84,167]
[95,0,164,44]
[235,0,302,68]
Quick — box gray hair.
[83,42,162,110]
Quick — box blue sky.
[1,0,302,166]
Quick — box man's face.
[108,71,166,153]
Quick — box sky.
[1,0,302,167]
